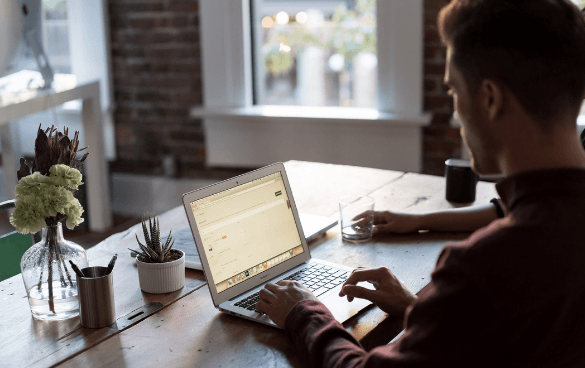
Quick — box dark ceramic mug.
[445,159,478,203]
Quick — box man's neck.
[499,125,585,176]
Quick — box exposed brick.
[424,78,437,93]
[129,18,158,28]
[424,96,453,111]
[446,126,461,140]
[135,91,173,102]
[421,0,463,174]
[426,0,450,12]
[168,15,190,28]
[424,61,447,75]
[430,113,453,126]
[424,29,441,43]
[167,0,198,12]
[107,0,461,178]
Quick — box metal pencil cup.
[77,266,116,328]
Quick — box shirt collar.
[496,168,585,212]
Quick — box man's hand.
[372,211,423,234]
[256,280,319,329]
[339,267,417,317]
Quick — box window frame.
[198,0,426,114]
[194,0,431,172]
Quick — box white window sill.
[190,105,432,127]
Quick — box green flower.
[42,185,76,216]
[9,195,49,234]
[49,164,83,190]
[63,198,84,229]
[15,172,52,198]
[11,165,85,234]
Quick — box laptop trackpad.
[321,283,375,323]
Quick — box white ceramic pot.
[136,250,185,294]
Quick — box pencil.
[69,260,85,278]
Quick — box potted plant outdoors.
[129,214,185,294]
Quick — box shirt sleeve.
[284,246,498,368]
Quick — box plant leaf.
[58,136,72,165]
[128,247,147,259]
[135,234,156,260]
[163,229,173,254]
[164,239,175,259]
[17,158,31,180]
[141,240,158,261]
[155,218,162,255]
[34,125,51,175]
[77,152,89,162]
[141,218,152,250]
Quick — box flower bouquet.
[13,125,90,320]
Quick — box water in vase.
[27,281,79,321]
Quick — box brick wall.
[423,0,461,176]
[107,0,211,178]
[107,0,457,178]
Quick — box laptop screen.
[189,172,305,294]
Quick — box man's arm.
[257,246,496,368]
[373,202,500,234]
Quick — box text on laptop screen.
[190,172,304,293]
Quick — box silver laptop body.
[182,162,371,328]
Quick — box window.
[9,0,71,78]
[42,0,71,74]
[196,0,429,172]
[251,0,377,108]
[572,0,585,9]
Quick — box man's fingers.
[340,268,385,296]
[372,224,394,234]
[255,300,272,314]
[276,280,293,287]
[373,211,389,225]
[265,282,285,292]
[352,210,373,221]
[259,287,277,304]
[341,284,377,302]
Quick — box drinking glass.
[339,195,374,241]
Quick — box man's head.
[438,0,585,175]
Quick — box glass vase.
[20,222,88,321]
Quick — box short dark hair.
[438,0,585,128]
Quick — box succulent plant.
[129,214,175,263]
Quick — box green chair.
[0,200,41,282]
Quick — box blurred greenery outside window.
[252,0,377,108]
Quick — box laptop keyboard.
[233,264,350,313]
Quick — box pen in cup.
[69,260,85,278]
[106,254,118,275]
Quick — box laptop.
[166,213,337,271]
[182,162,373,328]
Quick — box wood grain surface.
[52,161,497,368]
[0,207,206,368]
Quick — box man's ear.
[480,79,503,121]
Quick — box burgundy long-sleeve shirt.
[285,169,585,367]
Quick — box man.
[255,0,585,366]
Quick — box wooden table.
[0,161,498,367]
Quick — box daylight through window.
[252,0,377,108]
